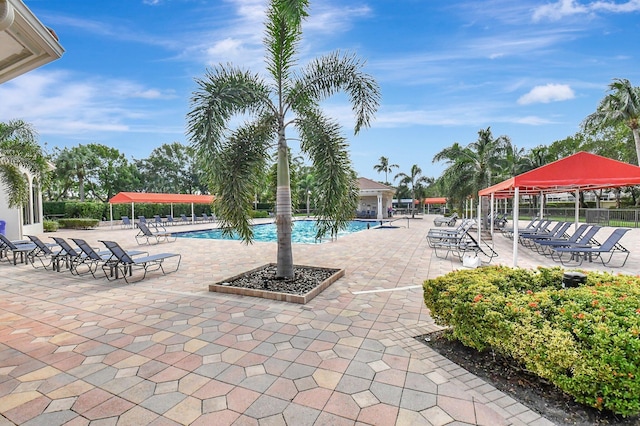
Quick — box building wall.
[0,168,43,240]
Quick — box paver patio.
[1,215,638,425]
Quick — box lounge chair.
[433,213,458,227]
[50,237,86,273]
[550,228,631,267]
[0,234,36,265]
[165,215,176,226]
[154,215,164,226]
[501,218,541,238]
[121,216,133,229]
[25,235,62,269]
[202,213,214,223]
[99,240,181,283]
[431,230,498,263]
[70,238,146,278]
[535,225,601,257]
[530,224,592,255]
[135,222,177,245]
[179,214,191,224]
[519,222,571,248]
[427,219,475,248]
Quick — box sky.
[2,0,640,182]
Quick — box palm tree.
[0,120,48,208]
[433,127,509,203]
[394,164,431,218]
[187,0,380,278]
[373,156,398,185]
[583,78,640,164]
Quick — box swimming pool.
[175,220,378,243]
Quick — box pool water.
[176,220,378,243]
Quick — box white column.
[377,194,383,220]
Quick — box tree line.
[374,78,640,213]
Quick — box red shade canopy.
[479,152,640,197]
[109,192,214,204]
[415,197,447,205]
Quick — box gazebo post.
[131,202,135,228]
[512,187,520,268]
[191,203,195,223]
[575,189,580,230]
[109,203,113,229]
[490,193,495,237]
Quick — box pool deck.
[1,215,638,425]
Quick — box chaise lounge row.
[0,233,181,283]
[503,218,631,267]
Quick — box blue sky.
[2,0,640,182]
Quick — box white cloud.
[517,84,575,105]
[0,71,177,136]
[533,0,640,22]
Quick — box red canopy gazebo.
[478,152,640,266]
[108,192,214,225]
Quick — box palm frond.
[208,117,276,242]
[0,164,29,208]
[296,110,358,239]
[288,51,380,133]
[187,65,273,152]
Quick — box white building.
[0,0,63,239]
[357,177,395,220]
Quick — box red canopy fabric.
[415,197,447,205]
[109,192,214,204]
[479,152,640,197]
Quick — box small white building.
[0,0,63,239]
[357,177,395,220]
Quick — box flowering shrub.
[423,266,640,416]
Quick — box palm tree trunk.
[633,128,640,167]
[275,127,294,278]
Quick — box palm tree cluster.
[187,0,380,278]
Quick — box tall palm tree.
[433,127,509,208]
[0,120,48,208]
[373,156,398,185]
[394,164,431,218]
[187,0,380,278]
[583,78,640,164]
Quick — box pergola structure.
[415,197,448,214]
[478,152,640,266]
[108,192,214,226]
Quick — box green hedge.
[57,218,100,229]
[43,220,59,232]
[423,266,640,416]
[44,201,215,221]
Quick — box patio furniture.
[535,225,601,257]
[550,228,631,267]
[70,238,147,279]
[431,230,498,263]
[25,235,62,270]
[0,234,36,265]
[433,213,458,227]
[121,216,133,229]
[135,222,177,245]
[99,240,181,283]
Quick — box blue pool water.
[176,220,378,243]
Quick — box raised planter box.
[209,263,345,304]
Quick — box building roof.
[0,0,64,84]
[358,177,395,192]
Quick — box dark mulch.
[417,330,639,426]
[219,264,340,295]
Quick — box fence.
[516,207,640,228]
